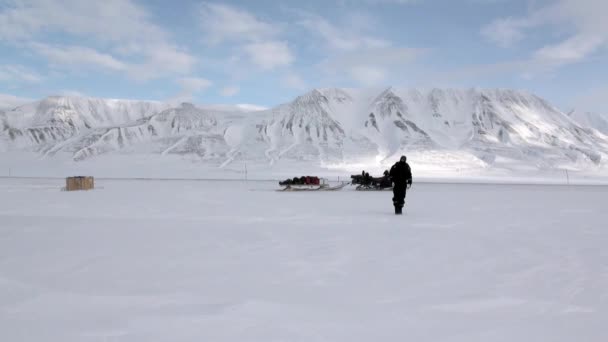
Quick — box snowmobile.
[278,176,347,191]
[350,171,393,191]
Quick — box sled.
[354,184,393,191]
[278,178,348,192]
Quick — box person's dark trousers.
[392,183,406,214]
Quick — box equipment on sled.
[278,176,347,191]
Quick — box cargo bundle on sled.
[278,176,347,191]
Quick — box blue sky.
[0,0,607,112]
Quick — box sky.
[0,0,607,112]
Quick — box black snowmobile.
[350,170,393,191]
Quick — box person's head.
[400,155,407,163]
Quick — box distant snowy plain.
[1,178,607,341]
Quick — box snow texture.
[1,178,607,341]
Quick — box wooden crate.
[65,176,94,191]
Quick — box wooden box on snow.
[65,176,94,191]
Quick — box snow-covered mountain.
[568,110,608,136]
[0,96,169,150]
[3,95,168,129]
[37,102,231,161]
[256,89,346,163]
[1,89,607,171]
[0,94,31,111]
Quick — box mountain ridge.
[1,88,607,172]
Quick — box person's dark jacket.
[389,161,412,187]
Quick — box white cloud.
[533,34,605,65]
[331,46,424,65]
[243,41,294,69]
[55,90,88,97]
[200,103,267,112]
[572,86,608,113]
[198,3,293,71]
[27,41,195,81]
[129,44,197,81]
[199,3,279,44]
[481,17,532,48]
[298,12,390,51]
[169,77,213,104]
[282,73,307,90]
[176,77,213,92]
[482,0,608,72]
[30,43,127,71]
[349,66,387,85]
[295,10,424,86]
[0,0,166,42]
[0,93,33,110]
[532,0,608,68]
[468,0,506,3]
[234,104,268,112]
[220,86,240,97]
[320,46,426,86]
[338,0,419,4]
[0,65,42,83]
[550,0,608,33]
[0,0,195,80]
[374,0,417,2]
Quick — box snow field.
[1,179,607,341]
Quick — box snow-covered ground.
[1,178,607,341]
[1,151,608,185]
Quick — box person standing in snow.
[389,155,412,215]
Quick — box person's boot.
[395,205,402,215]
